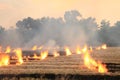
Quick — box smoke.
[21,10,98,49]
[1,10,120,49]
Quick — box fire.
[32,45,37,50]
[23,56,28,61]
[96,44,107,50]
[101,44,107,49]
[0,53,9,66]
[83,46,108,73]
[40,51,48,60]
[33,54,38,59]
[33,53,40,59]
[76,46,82,54]
[5,46,11,53]
[38,46,43,50]
[97,61,108,73]
[65,47,72,56]
[0,44,108,73]
[82,45,88,53]
[53,51,60,57]
[90,46,93,52]
[14,48,23,65]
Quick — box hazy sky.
[0,0,120,28]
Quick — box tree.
[16,17,41,31]
[0,25,5,46]
[64,10,82,24]
[0,25,5,33]
[98,20,112,46]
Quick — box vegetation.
[0,47,120,80]
[0,10,120,48]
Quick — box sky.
[0,0,120,28]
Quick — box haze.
[0,0,120,28]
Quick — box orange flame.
[32,45,37,50]
[33,53,40,59]
[0,53,9,66]
[5,46,11,53]
[76,46,82,54]
[96,44,107,50]
[33,53,38,59]
[97,61,108,73]
[0,44,108,73]
[83,47,108,73]
[23,56,28,61]
[90,46,93,52]
[38,46,43,50]
[14,48,23,65]
[101,44,107,49]
[53,51,60,57]
[40,51,48,60]
[65,47,72,56]
[82,45,88,53]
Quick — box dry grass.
[0,47,120,80]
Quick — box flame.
[82,45,88,53]
[33,53,38,59]
[96,44,107,50]
[14,48,23,65]
[5,46,11,53]
[38,46,43,50]
[32,45,37,50]
[0,44,108,73]
[23,56,28,61]
[0,53,9,66]
[53,51,60,57]
[76,46,82,54]
[83,46,108,73]
[90,46,93,52]
[33,53,40,59]
[40,51,48,60]
[65,47,72,56]
[101,44,107,49]
[97,61,108,73]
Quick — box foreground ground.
[0,47,120,80]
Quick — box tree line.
[0,10,120,48]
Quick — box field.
[0,47,120,80]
